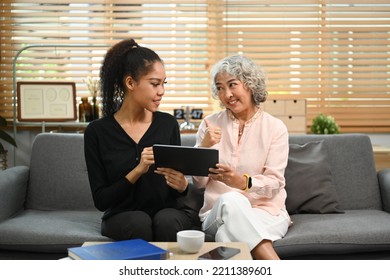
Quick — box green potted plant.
[0,116,17,170]
[310,113,340,134]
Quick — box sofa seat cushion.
[274,209,390,258]
[0,210,112,253]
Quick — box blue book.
[68,239,168,260]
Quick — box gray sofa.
[0,132,390,259]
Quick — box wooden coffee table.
[82,241,252,260]
[152,242,252,260]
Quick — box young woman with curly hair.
[84,39,199,241]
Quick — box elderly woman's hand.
[208,163,247,190]
[200,119,222,147]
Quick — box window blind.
[1,0,390,132]
[221,0,390,132]
[0,0,214,120]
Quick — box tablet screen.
[153,144,219,176]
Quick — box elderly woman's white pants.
[202,192,290,251]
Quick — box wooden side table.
[373,146,390,171]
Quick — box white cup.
[177,230,205,253]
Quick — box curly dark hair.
[100,39,163,117]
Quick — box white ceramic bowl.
[177,230,205,253]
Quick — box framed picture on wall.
[17,81,77,122]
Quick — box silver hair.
[210,55,268,106]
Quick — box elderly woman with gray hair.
[193,55,291,260]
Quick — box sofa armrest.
[0,166,29,221]
[378,168,390,213]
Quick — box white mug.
[177,230,205,253]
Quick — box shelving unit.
[261,98,307,134]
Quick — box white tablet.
[153,144,219,177]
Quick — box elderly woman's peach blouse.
[193,109,289,221]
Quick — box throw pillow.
[285,140,344,214]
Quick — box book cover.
[68,239,168,260]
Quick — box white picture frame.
[17,81,77,122]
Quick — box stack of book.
[68,239,168,260]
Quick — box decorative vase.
[0,150,8,170]
[91,96,99,120]
[79,97,93,122]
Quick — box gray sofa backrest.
[289,134,381,210]
[25,132,381,213]
[181,133,197,146]
[180,132,382,211]
[26,133,95,211]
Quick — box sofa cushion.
[274,210,390,258]
[26,133,95,211]
[0,209,111,253]
[289,134,382,211]
[285,140,343,214]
